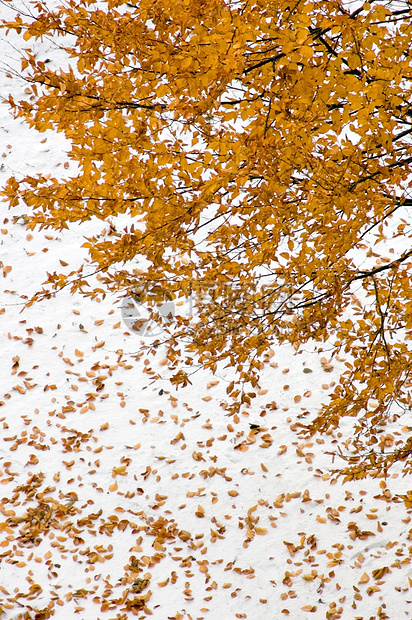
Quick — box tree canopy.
[2,0,412,477]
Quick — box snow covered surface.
[1,6,412,620]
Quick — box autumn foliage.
[2,0,412,476]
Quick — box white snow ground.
[1,6,412,620]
